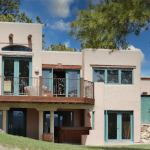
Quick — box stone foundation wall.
[141,125,150,143]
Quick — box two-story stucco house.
[0,22,149,146]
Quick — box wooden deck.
[0,96,94,105]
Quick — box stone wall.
[141,125,150,143]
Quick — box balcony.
[0,76,94,104]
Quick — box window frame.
[2,45,32,52]
[93,68,133,85]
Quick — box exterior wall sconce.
[35,67,39,73]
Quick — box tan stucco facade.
[0,22,145,146]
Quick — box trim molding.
[141,77,150,80]
[42,64,82,69]
[90,64,136,69]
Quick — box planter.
[43,133,53,142]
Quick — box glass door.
[66,70,80,97]
[105,111,133,142]
[8,108,26,137]
[2,57,32,95]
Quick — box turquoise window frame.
[2,57,32,95]
[104,110,134,142]
[66,69,80,97]
[93,68,133,85]
[42,68,53,97]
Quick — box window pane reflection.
[107,70,118,84]
[93,70,105,82]
[121,71,132,84]
[108,113,117,139]
[122,113,131,139]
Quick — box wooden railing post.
[80,78,84,97]
[39,76,42,96]
[93,82,94,99]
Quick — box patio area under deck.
[0,102,94,143]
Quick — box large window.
[0,111,2,129]
[93,69,133,84]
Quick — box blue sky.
[20,0,150,77]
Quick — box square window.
[107,70,118,84]
[93,70,105,82]
[121,70,132,84]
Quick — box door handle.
[11,124,13,129]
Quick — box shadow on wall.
[83,145,150,150]
[84,109,91,127]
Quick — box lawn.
[0,132,150,150]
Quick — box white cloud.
[64,40,70,47]
[43,0,74,18]
[50,19,71,31]
[128,45,147,66]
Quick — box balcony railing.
[0,76,94,99]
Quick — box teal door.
[105,111,133,142]
[141,96,150,123]
[42,69,53,96]
[2,57,32,95]
[66,70,80,97]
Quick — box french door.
[105,111,133,142]
[42,69,80,97]
[2,57,32,95]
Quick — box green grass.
[0,133,150,150]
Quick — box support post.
[39,76,42,96]
[50,110,54,142]
[39,110,43,141]
[2,110,7,132]
[93,82,94,99]
[80,78,84,97]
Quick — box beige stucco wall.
[82,49,141,145]
[0,22,42,78]
[141,78,150,95]
[42,51,82,66]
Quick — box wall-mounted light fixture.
[35,67,39,73]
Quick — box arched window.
[2,45,32,52]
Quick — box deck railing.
[0,76,94,98]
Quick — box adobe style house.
[0,22,148,145]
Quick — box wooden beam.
[9,33,13,38]
[42,64,82,69]
[0,96,95,105]
[80,78,84,97]
[90,64,136,69]
[28,34,32,39]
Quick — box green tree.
[69,0,150,50]
[45,42,79,52]
[0,0,46,49]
